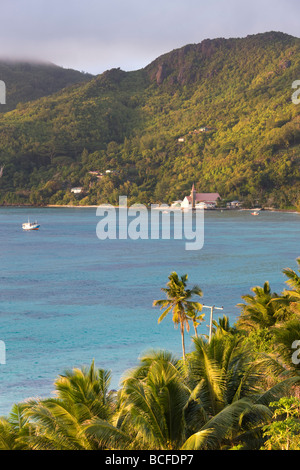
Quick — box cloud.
[0,0,299,74]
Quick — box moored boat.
[22,219,40,230]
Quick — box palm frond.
[182,398,254,450]
[84,417,132,449]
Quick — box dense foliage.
[0,61,92,112]
[1,258,300,450]
[0,32,299,207]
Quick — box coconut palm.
[182,334,300,449]
[2,345,297,451]
[213,315,236,335]
[23,361,115,450]
[85,340,300,451]
[52,360,115,421]
[186,306,205,337]
[271,314,300,373]
[236,281,286,332]
[153,272,203,361]
[0,418,19,450]
[0,404,31,450]
[202,315,238,343]
[282,257,300,300]
[187,334,261,416]
[84,350,190,450]
[265,259,300,321]
[24,397,96,450]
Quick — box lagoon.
[0,207,299,414]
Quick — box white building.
[71,187,84,194]
[181,185,220,209]
[226,200,242,208]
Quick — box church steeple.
[191,183,196,209]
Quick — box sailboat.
[22,218,40,230]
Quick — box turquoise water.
[0,207,300,414]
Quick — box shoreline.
[0,203,299,214]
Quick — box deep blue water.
[0,207,300,415]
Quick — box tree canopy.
[0,32,299,207]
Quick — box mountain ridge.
[0,31,299,208]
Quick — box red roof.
[187,192,220,203]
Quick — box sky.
[0,0,299,75]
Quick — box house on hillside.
[188,127,214,135]
[88,171,104,179]
[199,127,213,132]
[71,187,84,194]
[181,185,220,209]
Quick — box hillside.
[0,31,299,208]
[0,60,93,112]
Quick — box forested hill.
[0,61,93,112]
[0,31,299,208]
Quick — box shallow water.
[0,207,299,414]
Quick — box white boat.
[251,211,260,216]
[22,219,40,230]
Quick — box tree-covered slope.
[0,32,299,208]
[0,60,93,112]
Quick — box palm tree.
[213,315,236,335]
[202,315,237,343]
[186,306,205,338]
[282,257,300,300]
[84,344,300,451]
[265,259,300,325]
[84,351,190,450]
[22,361,115,450]
[24,397,95,450]
[183,334,300,449]
[53,360,115,421]
[0,404,31,450]
[272,314,300,373]
[2,342,298,451]
[236,281,286,332]
[153,272,203,361]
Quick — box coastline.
[0,203,298,214]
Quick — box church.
[181,184,220,209]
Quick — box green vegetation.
[0,60,93,113]
[153,272,203,361]
[262,397,300,450]
[0,32,299,208]
[1,258,300,450]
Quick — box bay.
[0,206,299,415]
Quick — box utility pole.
[202,305,223,343]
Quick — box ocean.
[0,206,299,414]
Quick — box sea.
[0,206,299,415]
